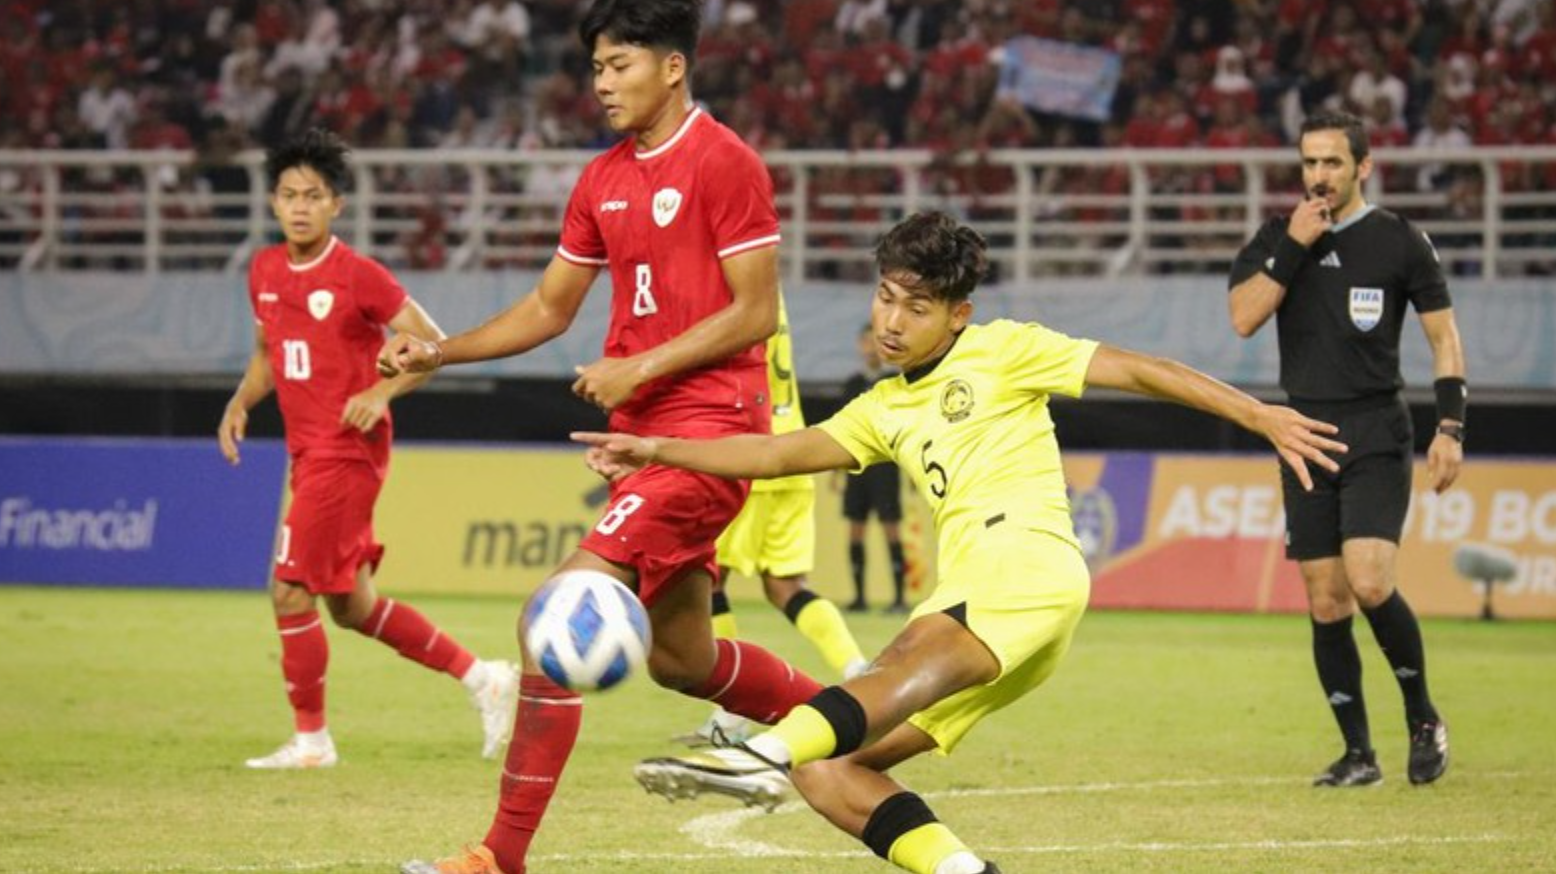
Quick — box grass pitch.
[1,586,1552,873]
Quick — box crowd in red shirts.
[2,0,1552,271]
[5,0,1553,155]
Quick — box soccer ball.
[522,570,651,692]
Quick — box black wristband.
[1261,234,1309,287]
[1434,376,1467,423]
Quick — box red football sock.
[484,674,583,873]
[277,610,328,733]
[360,597,476,679]
[688,638,823,724]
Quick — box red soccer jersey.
[557,108,779,438]
[248,236,408,468]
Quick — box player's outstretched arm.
[572,427,856,482]
[344,299,446,432]
[377,256,597,377]
[1084,344,1347,491]
[218,326,276,466]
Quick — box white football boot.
[467,660,520,759]
[634,746,790,811]
[244,730,338,769]
[672,707,757,748]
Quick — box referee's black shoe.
[1313,749,1382,787]
[980,864,1002,873]
[1408,720,1450,785]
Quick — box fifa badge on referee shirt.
[307,289,335,321]
[1348,287,1382,332]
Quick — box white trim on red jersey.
[634,107,704,161]
[717,233,782,260]
[557,245,609,266]
[285,235,340,272]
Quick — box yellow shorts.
[715,487,816,579]
[907,527,1090,753]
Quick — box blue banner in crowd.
[997,36,1121,122]
[0,438,286,589]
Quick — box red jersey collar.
[286,235,340,272]
[635,107,703,160]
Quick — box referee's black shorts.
[1281,393,1413,561]
[843,463,902,523]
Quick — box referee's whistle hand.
[1288,197,1332,247]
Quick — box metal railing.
[2,146,1552,279]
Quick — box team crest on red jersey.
[652,188,683,227]
[307,289,334,321]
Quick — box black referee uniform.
[1229,205,1451,559]
[1231,193,1455,789]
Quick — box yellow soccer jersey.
[756,295,814,493]
[817,319,1098,567]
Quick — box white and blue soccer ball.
[522,570,651,692]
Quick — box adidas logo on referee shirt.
[1319,251,1342,268]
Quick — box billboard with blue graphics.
[0,438,287,589]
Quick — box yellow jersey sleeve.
[997,320,1099,399]
[816,390,891,472]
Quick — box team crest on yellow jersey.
[940,379,974,422]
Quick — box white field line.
[37,834,1525,873]
[43,772,1540,873]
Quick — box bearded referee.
[1228,109,1465,788]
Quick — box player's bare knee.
[763,574,803,609]
[269,580,313,616]
[1349,577,1395,610]
[323,596,363,629]
[790,757,849,795]
[1307,584,1357,621]
[645,650,705,690]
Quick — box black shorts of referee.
[843,463,902,524]
[1281,392,1413,561]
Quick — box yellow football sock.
[767,703,837,766]
[711,610,739,640]
[794,597,866,678]
[888,823,970,874]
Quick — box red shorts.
[275,455,386,595]
[581,464,749,607]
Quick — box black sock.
[710,589,732,619]
[848,542,866,602]
[1362,590,1439,726]
[887,541,906,604]
[861,792,938,861]
[1312,615,1371,754]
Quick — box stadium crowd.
[5,0,1554,156]
[2,0,1553,273]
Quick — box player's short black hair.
[265,128,351,194]
[579,0,701,68]
[874,212,989,304]
[1299,110,1370,162]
